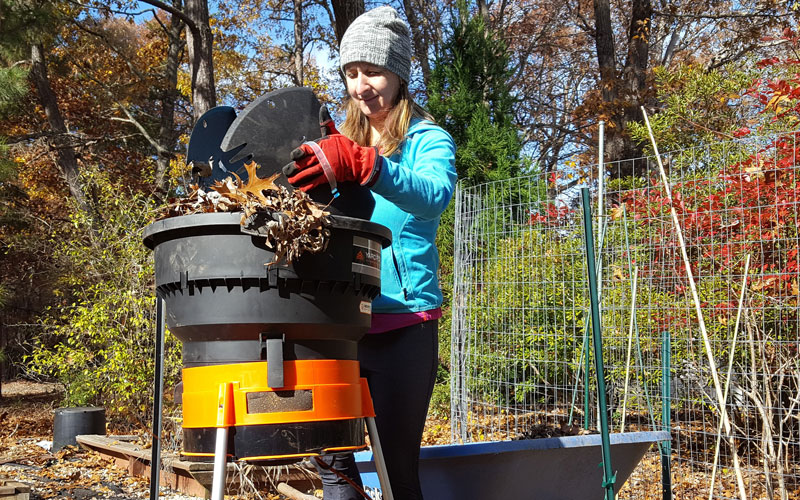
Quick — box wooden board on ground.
[75,435,319,497]
[0,479,31,500]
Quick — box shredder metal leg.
[366,416,395,500]
[149,296,165,500]
[211,426,228,500]
[211,382,233,500]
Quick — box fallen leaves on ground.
[0,382,289,499]
[2,443,149,499]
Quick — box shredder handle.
[266,335,285,388]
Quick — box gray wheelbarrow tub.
[355,430,670,499]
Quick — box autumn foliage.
[620,30,800,308]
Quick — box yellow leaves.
[744,164,765,180]
[611,265,626,282]
[765,93,790,113]
[167,156,191,181]
[744,156,766,181]
[751,276,777,292]
[610,204,627,220]
[718,91,740,104]
[176,71,192,98]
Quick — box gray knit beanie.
[339,6,412,83]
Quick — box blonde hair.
[340,82,434,157]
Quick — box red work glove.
[318,105,339,136]
[283,107,382,192]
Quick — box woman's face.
[344,62,401,125]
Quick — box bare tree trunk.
[620,0,652,134]
[330,0,364,89]
[29,43,90,215]
[476,0,489,20]
[592,0,626,174]
[330,0,364,45]
[402,0,432,85]
[185,0,215,120]
[593,0,616,104]
[593,0,651,177]
[293,0,303,86]
[155,7,185,193]
[137,0,216,126]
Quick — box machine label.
[352,236,381,278]
[359,301,372,314]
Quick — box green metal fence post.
[661,329,673,500]
[583,330,591,429]
[580,188,616,500]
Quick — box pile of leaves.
[160,163,330,264]
[513,421,592,441]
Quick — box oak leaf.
[238,162,281,204]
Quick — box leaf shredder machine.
[143,88,395,496]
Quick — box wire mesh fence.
[450,131,800,499]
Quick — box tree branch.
[653,9,792,21]
[138,0,198,36]
[70,19,151,82]
[111,106,169,157]
[707,38,789,70]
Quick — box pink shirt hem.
[368,308,442,334]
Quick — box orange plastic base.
[182,359,375,428]
[180,360,374,462]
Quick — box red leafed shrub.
[529,202,573,227]
[619,134,800,306]
[618,30,800,304]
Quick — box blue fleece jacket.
[369,118,457,313]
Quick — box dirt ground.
[5,380,795,500]
[0,380,280,499]
[1,380,180,499]
[0,380,451,500]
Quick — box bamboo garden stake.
[708,254,751,500]
[620,266,639,433]
[641,107,748,500]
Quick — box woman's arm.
[371,128,457,220]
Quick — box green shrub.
[26,166,181,428]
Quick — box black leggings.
[315,320,439,500]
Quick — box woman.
[283,6,457,499]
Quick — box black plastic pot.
[53,407,105,451]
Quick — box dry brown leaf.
[239,162,281,202]
[156,162,330,264]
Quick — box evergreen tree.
[427,0,521,186]
[0,0,61,173]
[426,2,523,417]
[0,0,60,68]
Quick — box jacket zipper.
[391,247,408,300]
